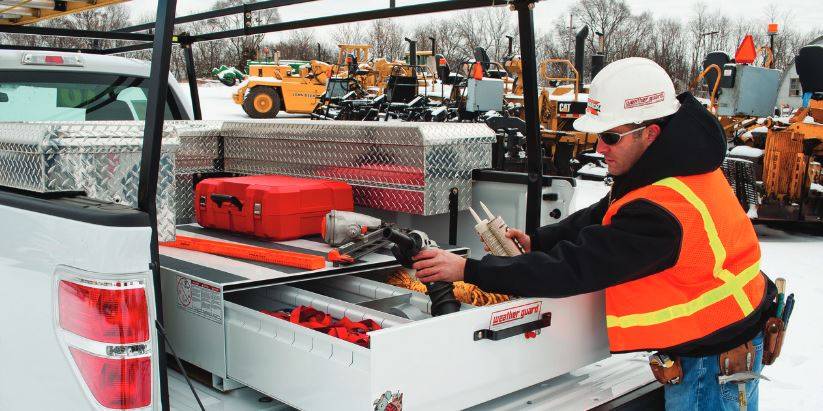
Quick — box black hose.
[383,228,461,316]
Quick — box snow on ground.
[729,145,765,158]
[576,163,609,179]
[190,81,822,409]
[757,227,823,410]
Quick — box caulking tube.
[480,202,524,256]
[469,207,508,257]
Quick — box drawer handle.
[473,313,552,341]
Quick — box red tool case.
[195,175,353,240]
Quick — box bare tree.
[409,18,465,69]
[452,7,515,62]
[268,30,323,61]
[572,0,631,60]
[198,0,280,70]
[331,23,366,46]
[368,19,406,61]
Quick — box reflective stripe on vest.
[606,177,758,329]
[602,170,765,352]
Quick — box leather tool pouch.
[719,341,756,376]
[649,355,683,385]
[762,316,786,365]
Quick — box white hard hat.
[574,57,680,134]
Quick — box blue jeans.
[664,332,764,411]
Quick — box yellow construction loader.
[232,60,333,118]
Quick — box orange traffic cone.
[472,62,484,80]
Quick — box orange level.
[161,235,326,270]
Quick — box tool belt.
[718,340,757,381]
[649,353,683,385]
[762,315,786,365]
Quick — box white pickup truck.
[0,49,659,411]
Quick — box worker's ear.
[643,124,662,144]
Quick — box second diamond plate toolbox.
[168,120,223,224]
[0,121,179,241]
[220,120,495,215]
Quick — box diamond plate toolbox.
[168,121,222,225]
[0,121,179,241]
[220,120,494,215]
[168,120,222,173]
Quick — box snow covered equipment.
[715,36,781,118]
[211,65,246,86]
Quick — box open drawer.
[159,225,609,410]
[223,273,609,411]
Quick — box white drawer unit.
[160,224,609,411]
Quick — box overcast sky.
[126,0,821,40]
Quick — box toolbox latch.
[253,203,262,218]
[474,313,552,341]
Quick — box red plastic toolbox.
[194,175,353,240]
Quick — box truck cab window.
[0,71,185,121]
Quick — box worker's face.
[596,124,659,176]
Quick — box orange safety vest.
[602,169,766,352]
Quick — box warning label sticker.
[489,301,542,331]
[177,276,222,324]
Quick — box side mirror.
[0,92,8,103]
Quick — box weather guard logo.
[490,301,542,328]
[586,98,601,116]
[624,91,665,109]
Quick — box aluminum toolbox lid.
[160,224,466,292]
[0,121,180,151]
[219,119,496,146]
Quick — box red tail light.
[59,280,149,344]
[69,348,152,409]
[56,271,153,410]
[45,55,64,64]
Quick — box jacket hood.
[610,92,727,201]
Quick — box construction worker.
[412,57,777,410]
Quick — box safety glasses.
[598,126,646,145]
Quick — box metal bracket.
[243,5,253,34]
[474,313,552,341]
[177,32,193,47]
[448,187,458,246]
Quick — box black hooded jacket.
[464,92,776,356]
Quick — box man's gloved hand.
[411,249,466,283]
